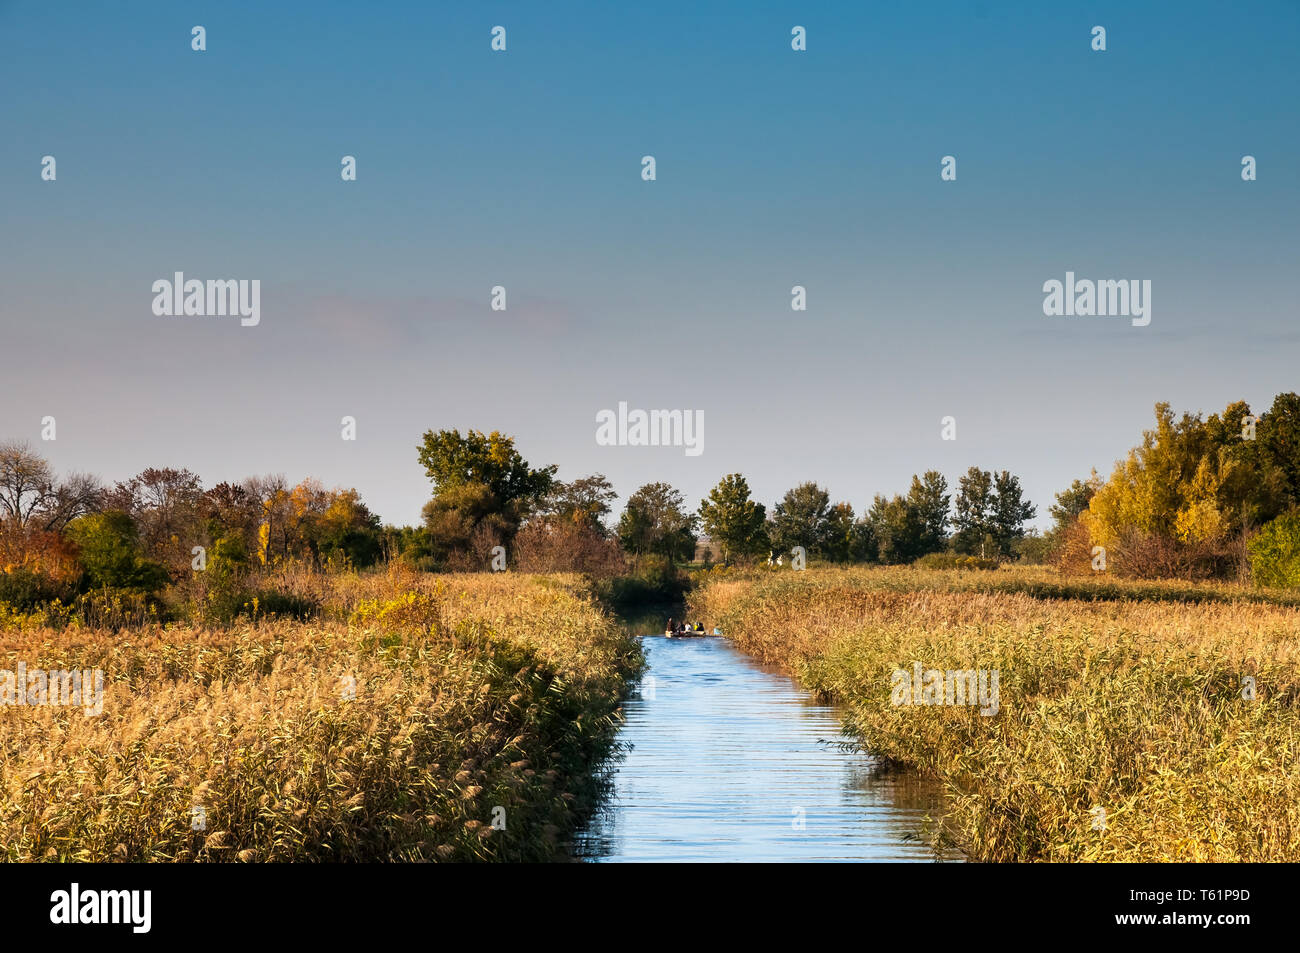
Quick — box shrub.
[595,555,691,609]
[1048,519,1238,581]
[75,587,161,629]
[0,597,76,632]
[1110,527,1237,581]
[64,512,168,593]
[1249,510,1300,588]
[1047,518,1096,575]
[916,552,1000,571]
[513,519,626,577]
[242,589,321,623]
[349,591,443,632]
[199,534,253,623]
[0,567,76,610]
[1013,533,1052,565]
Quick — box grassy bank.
[690,565,1300,861]
[0,570,641,861]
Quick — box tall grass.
[0,570,641,861]
[690,566,1300,861]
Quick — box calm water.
[575,625,963,862]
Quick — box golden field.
[690,565,1300,861]
[0,569,641,861]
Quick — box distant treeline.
[3,392,1300,625]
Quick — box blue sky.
[2,1,1297,527]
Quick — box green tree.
[909,470,951,557]
[1049,473,1100,533]
[1257,392,1300,510]
[379,524,437,569]
[699,474,767,565]
[952,467,994,555]
[64,511,168,593]
[848,513,880,562]
[768,482,833,558]
[866,493,920,563]
[822,502,856,562]
[617,482,698,563]
[868,472,950,563]
[202,533,253,622]
[1248,509,1300,588]
[990,470,1036,556]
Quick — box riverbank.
[0,571,642,861]
[689,565,1300,861]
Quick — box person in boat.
[666,617,677,635]
[694,622,704,633]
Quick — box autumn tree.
[1076,396,1300,578]
[315,488,383,567]
[417,430,556,567]
[199,482,260,554]
[241,474,291,566]
[543,474,617,536]
[108,467,205,576]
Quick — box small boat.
[664,629,709,638]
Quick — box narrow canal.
[575,618,963,862]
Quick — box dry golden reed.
[691,565,1300,862]
[0,570,640,862]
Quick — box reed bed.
[690,566,1300,861]
[0,570,641,861]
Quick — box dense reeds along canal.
[575,617,963,862]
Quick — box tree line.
[0,445,385,620]
[4,389,1300,623]
[398,428,1039,571]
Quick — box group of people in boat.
[664,618,707,636]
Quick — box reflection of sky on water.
[575,632,963,862]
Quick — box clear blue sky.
[2,1,1297,527]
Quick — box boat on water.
[664,627,711,638]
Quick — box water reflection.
[575,623,964,862]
